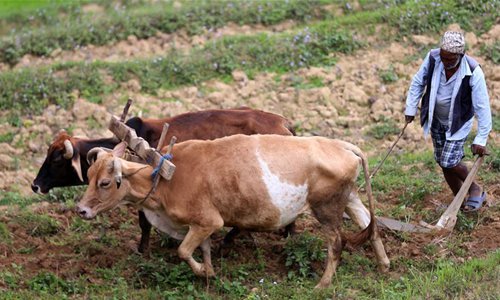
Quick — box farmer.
[404,31,492,212]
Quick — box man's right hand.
[405,115,415,124]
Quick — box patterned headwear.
[440,31,465,54]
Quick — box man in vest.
[404,31,492,212]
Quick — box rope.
[151,153,173,179]
[138,153,173,207]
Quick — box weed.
[291,75,325,89]
[69,217,92,233]
[0,132,14,143]
[131,256,195,289]
[379,65,399,83]
[47,186,85,203]
[28,271,79,295]
[284,232,326,278]
[481,41,500,64]
[1,22,358,116]
[0,191,39,208]
[0,264,22,289]
[214,279,248,299]
[13,211,61,237]
[455,211,478,232]
[0,0,327,65]
[0,222,11,244]
[367,116,400,139]
[386,0,499,36]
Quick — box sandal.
[462,191,486,212]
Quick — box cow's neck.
[125,164,162,211]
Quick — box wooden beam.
[435,156,484,230]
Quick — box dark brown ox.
[77,135,390,288]
[32,108,294,253]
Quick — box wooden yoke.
[109,115,176,181]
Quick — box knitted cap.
[440,31,465,54]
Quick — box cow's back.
[128,108,294,148]
[162,135,360,230]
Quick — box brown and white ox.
[31,108,295,253]
[77,135,390,288]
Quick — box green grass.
[0,0,69,17]
[481,41,500,64]
[0,23,359,116]
[0,0,327,65]
[386,0,499,36]
[362,149,442,207]
[12,211,61,237]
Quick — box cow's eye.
[99,179,111,188]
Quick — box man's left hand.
[471,144,487,156]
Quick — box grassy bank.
[0,0,328,65]
[0,23,359,117]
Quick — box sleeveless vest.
[420,49,478,135]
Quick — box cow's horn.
[87,148,107,165]
[63,140,74,159]
[113,159,122,189]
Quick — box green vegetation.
[0,24,359,115]
[365,150,441,205]
[13,211,61,237]
[379,65,399,84]
[386,0,499,35]
[0,222,11,244]
[0,0,327,65]
[481,41,500,64]
[367,117,401,139]
[28,271,79,295]
[284,232,326,278]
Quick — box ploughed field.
[0,1,499,299]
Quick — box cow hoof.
[314,280,330,289]
[378,263,390,273]
[205,267,215,277]
[196,266,215,277]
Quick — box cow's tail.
[342,142,376,248]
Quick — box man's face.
[440,49,462,70]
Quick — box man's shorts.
[430,120,466,168]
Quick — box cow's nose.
[31,183,41,194]
[76,205,91,219]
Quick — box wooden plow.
[108,99,176,185]
[372,154,485,234]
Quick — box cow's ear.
[112,141,127,158]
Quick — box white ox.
[77,135,390,288]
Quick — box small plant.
[0,222,11,244]
[28,271,78,295]
[367,117,400,139]
[481,41,500,64]
[0,132,14,143]
[455,211,477,232]
[47,186,85,203]
[379,65,399,83]
[0,264,22,289]
[284,232,326,278]
[14,211,61,237]
[131,256,195,289]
